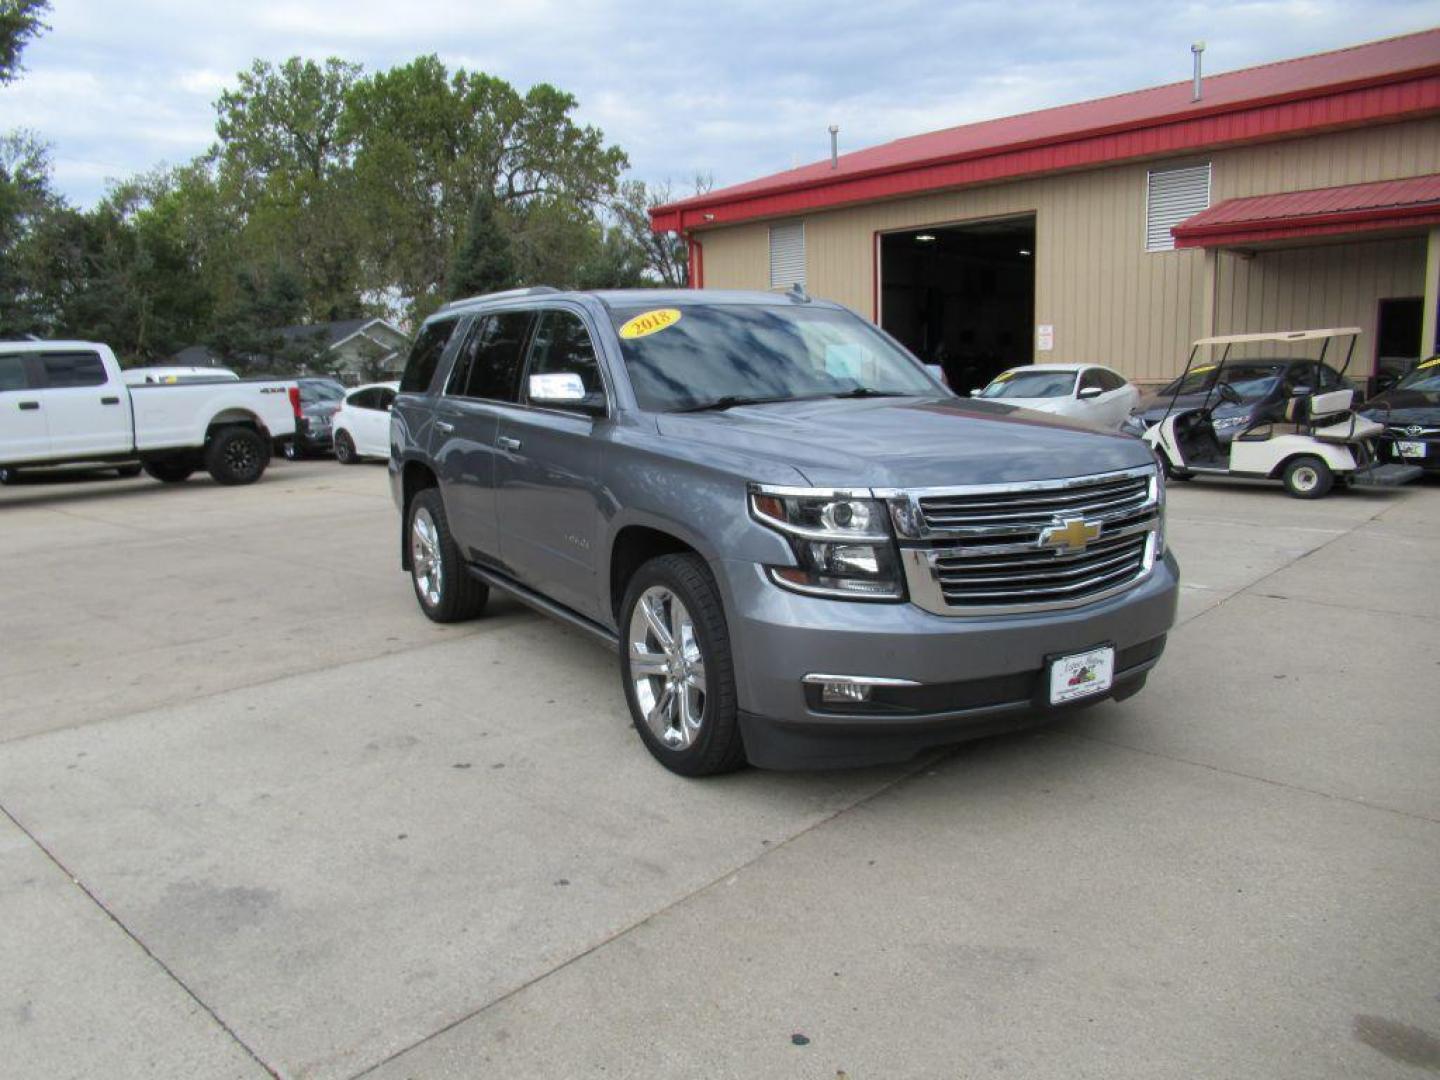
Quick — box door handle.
[101,396,120,405]
[496,436,522,452]
[434,420,454,434]
[18,401,39,411]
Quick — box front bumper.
[718,550,1179,769]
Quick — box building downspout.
[1422,226,1440,357]
[685,233,705,289]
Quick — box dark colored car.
[286,377,347,459]
[1127,358,1349,443]
[1359,359,1440,473]
[388,288,1178,776]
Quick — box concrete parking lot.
[2,461,1437,1079]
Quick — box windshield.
[1164,362,1284,403]
[1395,363,1440,394]
[979,370,1076,399]
[607,303,940,412]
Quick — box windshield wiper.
[672,394,798,413]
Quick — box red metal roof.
[1172,172,1440,247]
[652,29,1440,233]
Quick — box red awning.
[1172,173,1440,248]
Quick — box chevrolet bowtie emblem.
[1040,517,1102,553]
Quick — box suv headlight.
[749,485,903,600]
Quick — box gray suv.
[390,287,1178,775]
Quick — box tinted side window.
[376,388,397,412]
[525,310,602,398]
[40,352,107,388]
[0,354,28,391]
[399,319,459,393]
[1097,369,1127,392]
[461,311,534,403]
[348,389,378,410]
[1078,369,1106,393]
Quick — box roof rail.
[441,286,561,310]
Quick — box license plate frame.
[1048,645,1115,705]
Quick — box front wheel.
[619,554,745,776]
[1282,455,1333,499]
[407,489,488,623]
[206,427,268,485]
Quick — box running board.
[464,563,619,648]
[1349,463,1423,487]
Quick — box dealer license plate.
[1049,646,1115,705]
[1396,440,1426,459]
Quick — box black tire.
[407,488,488,623]
[206,427,268,485]
[283,440,301,461]
[1282,455,1333,499]
[334,430,358,465]
[0,466,18,485]
[619,553,745,777]
[142,459,196,483]
[114,464,142,478]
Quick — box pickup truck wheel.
[142,459,195,483]
[207,427,267,485]
[0,467,16,485]
[1282,455,1333,499]
[408,489,488,622]
[114,464,142,479]
[334,431,358,465]
[620,554,745,776]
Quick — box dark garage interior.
[880,215,1036,392]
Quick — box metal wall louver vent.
[768,221,806,287]
[1145,164,1211,252]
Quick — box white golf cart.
[1142,328,1422,499]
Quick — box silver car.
[390,288,1179,775]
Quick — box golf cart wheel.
[1282,455,1333,499]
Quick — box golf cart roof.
[1193,327,1362,347]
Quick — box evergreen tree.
[448,190,516,300]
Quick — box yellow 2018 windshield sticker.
[619,308,682,339]
[992,370,1013,382]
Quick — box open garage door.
[880,215,1035,394]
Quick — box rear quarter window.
[0,354,29,391]
[399,319,460,394]
[40,352,107,388]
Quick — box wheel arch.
[608,523,705,626]
[399,459,440,570]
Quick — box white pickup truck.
[0,341,297,485]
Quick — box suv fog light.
[819,681,871,705]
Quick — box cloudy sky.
[2,0,1435,208]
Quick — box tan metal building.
[652,30,1440,391]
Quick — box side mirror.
[1077,386,1103,400]
[529,372,603,414]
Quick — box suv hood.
[655,395,1153,488]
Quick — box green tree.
[0,0,48,85]
[0,131,58,336]
[448,190,516,301]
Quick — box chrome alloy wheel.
[628,586,707,749]
[410,506,443,607]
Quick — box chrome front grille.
[888,466,1163,616]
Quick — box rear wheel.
[1282,455,1333,499]
[334,430,358,465]
[408,488,488,623]
[142,458,196,483]
[620,554,745,776]
[206,427,268,485]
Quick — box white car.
[972,364,1139,430]
[332,381,398,464]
